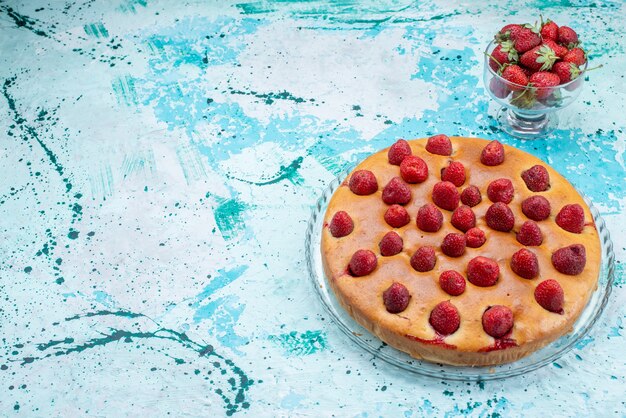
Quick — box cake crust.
[321,137,601,366]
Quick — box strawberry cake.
[320,136,601,366]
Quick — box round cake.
[321,136,601,366]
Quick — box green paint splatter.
[68,230,79,240]
[613,262,624,287]
[111,75,139,106]
[24,266,32,273]
[37,337,75,351]
[83,22,109,38]
[1,6,48,37]
[212,197,247,241]
[118,0,148,14]
[443,390,454,397]
[227,156,304,186]
[20,310,254,416]
[268,330,327,356]
[229,89,311,105]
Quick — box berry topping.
[465,227,487,248]
[416,203,444,232]
[329,211,354,238]
[482,306,514,338]
[555,204,585,233]
[552,244,586,275]
[460,185,482,207]
[429,301,461,335]
[486,202,515,232]
[432,181,460,211]
[382,177,412,205]
[441,161,466,187]
[384,204,410,228]
[517,220,543,246]
[400,155,429,184]
[439,270,466,296]
[510,248,539,279]
[410,246,437,272]
[534,279,565,314]
[349,170,378,195]
[480,140,505,166]
[388,139,412,165]
[349,249,377,277]
[379,231,403,256]
[521,165,550,192]
[467,256,500,287]
[426,134,452,156]
[441,233,467,258]
[521,195,551,221]
[383,282,411,313]
[487,178,514,204]
[451,205,476,232]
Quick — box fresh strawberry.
[489,77,510,99]
[501,65,529,91]
[519,66,535,78]
[558,26,578,47]
[552,61,581,84]
[542,39,568,58]
[563,47,586,66]
[489,43,517,71]
[495,24,522,43]
[540,19,559,41]
[510,24,541,53]
[520,44,559,71]
[530,71,560,99]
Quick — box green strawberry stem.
[484,51,505,73]
[584,64,604,72]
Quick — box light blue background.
[0,0,624,416]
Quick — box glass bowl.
[305,166,615,381]
[483,40,588,140]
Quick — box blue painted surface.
[0,0,624,416]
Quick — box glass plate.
[305,166,615,381]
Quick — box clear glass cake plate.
[305,166,615,381]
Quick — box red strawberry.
[542,39,568,58]
[563,47,586,66]
[520,45,559,71]
[540,19,559,41]
[501,65,529,91]
[552,61,581,84]
[495,24,522,44]
[519,66,535,78]
[558,26,578,47]
[510,24,541,53]
[489,77,510,99]
[489,43,518,71]
[530,71,560,99]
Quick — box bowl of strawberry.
[483,18,598,139]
